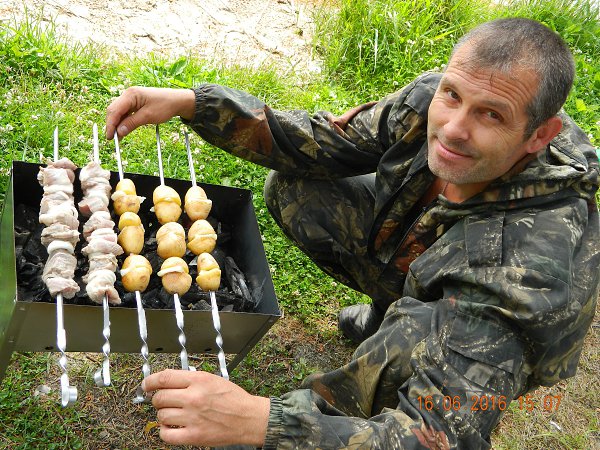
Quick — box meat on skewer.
[38,157,80,299]
[78,154,124,305]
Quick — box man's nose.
[443,109,470,141]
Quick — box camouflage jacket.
[187,73,600,449]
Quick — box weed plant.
[0,0,598,448]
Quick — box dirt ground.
[0,0,323,75]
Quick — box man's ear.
[525,116,563,154]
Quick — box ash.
[15,203,259,313]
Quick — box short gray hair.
[452,18,575,137]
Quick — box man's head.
[451,18,575,137]
[427,18,574,200]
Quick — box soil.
[0,0,323,76]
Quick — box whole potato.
[184,185,212,221]
[118,225,145,255]
[155,201,182,224]
[112,191,141,216]
[156,222,186,259]
[187,219,217,255]
[121,254,152,292]
[195,252,221,291]
[115,178,137,195]
[158,257,192,295]
[118,211,142,229]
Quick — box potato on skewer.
[158,257,192,296]
[153,184,182,224]
[156,222,187,259]
[120,254,153,292]
[184,185,212,221]
[187,219,217,255]
[195,252,222,291]
[111,178,143,216]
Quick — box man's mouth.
[436,138,472,160]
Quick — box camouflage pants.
[264,170,405,310]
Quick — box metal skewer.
[53,127,78,407]
[210,290,229,380]
[133,291,151,404]
[156,125,165,185]
[113,131,152,403]
[91,124,112,388]
[173,293,193,371]
[185,131,228,380]
[157,125,194,371]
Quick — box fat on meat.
[85,269,121,305]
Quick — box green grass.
[0,0,598,448]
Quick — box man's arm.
[104,73,441,179]
[105,87,196,138]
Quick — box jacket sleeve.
[262,198,599,450]
[184,73,441,179]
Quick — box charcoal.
[22,226,47,264]
[14,230,31,247]
[221,304,234,312]
[224,257,252,310]
[143,288,164,309]
[180,284,201,306]
[17,260,43,287]
[158,288,175,309]
[13,203,38,232]
[120,291,137,308]
[189,299,211,311]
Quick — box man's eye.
[487,111,501,121]
[447,89,459,100]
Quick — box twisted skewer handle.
[56,293,78,406]
[133,291,152,404]
[210,291,229,380]
[174,294,195,371]
[93,295,111,387]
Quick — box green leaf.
[575,98,587,112]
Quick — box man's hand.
[142,369,270,447]
[105,87,196,140]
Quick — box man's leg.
[264,171,400,342]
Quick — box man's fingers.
[159,425,199,446]
[143,369,194,392]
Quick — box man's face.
[427,45,542,193]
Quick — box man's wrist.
[246,395,270,447]
[173,88,196,121]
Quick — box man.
[105,18,599,449]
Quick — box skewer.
[91,124,112,388]
[156,124,165,186]
[53,127,78,407]
[133,290,151,404]
[185,131,228,379]
[174,293,193,371]
[157,126,194,371]
[112,135,152,403]
[210,290,229,380]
